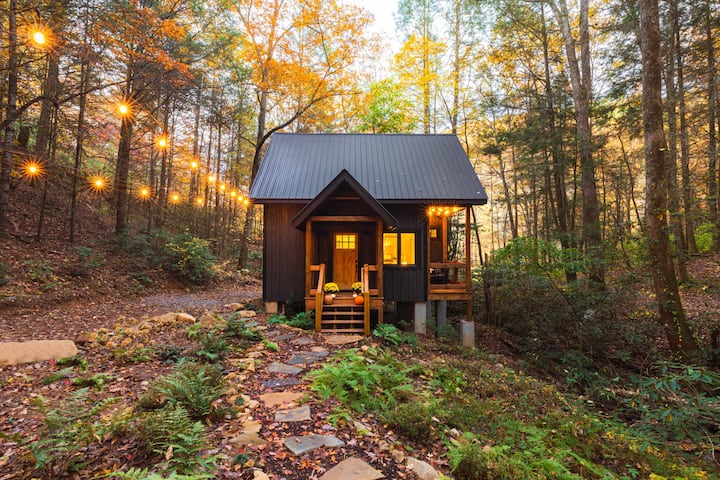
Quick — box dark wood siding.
[263,204,305,303]
[383,204,427,302]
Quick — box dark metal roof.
[250,133,488,204]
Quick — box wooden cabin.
[249,133,488,334]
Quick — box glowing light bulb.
[32,30,46,46]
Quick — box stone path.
[226,323,442,480]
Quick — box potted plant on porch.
[323,282,339,304]
[351,281,364,305]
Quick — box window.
[383,232,415,266]
[335,234,356,250]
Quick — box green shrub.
[163,232,216,285]
[268,311,314,330]
[75,245,104,269]
[135,405,213,474]
[373,324,417,346]
[0,260,10,286]
[193,330,228,362]
[138,362,225,420]
[695,222,716,254]
[71,373,115,390]
[388,401,442,443]
[625,363,720,445]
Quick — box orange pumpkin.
[354,295,365,305]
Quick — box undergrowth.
[308,345,713,479]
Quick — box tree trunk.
[548,0,604,285]
[675,11,697,254]
[706,0,719,252]
[0,0,18,236]
[664,0,689,282]
[639,0,698,358]
[114,93,133,235]
[497,151,517,239]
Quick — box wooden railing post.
[315,263,325,332]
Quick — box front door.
[333,233,358,289]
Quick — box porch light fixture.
[427,206,464,217]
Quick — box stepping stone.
[274,334,296,342]
[311,346,329,353]
[291,337,314,346]
[267,362,303,375]
[325,334,364,346]
[319,457,384,480]
[275,405,311,422]
[284,433,346,455]
[264,330,281,337]
[263,378,300,389]
[259,391,306,408]
[286,351,329,365]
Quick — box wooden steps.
[320,297,364,333]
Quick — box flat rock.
[407,457,440,480]
[319,457,384,480]
[252,470,270,480]
[242,419,263,434]
[286,351,329,365]
[274,334,296,342]
[259,391,306,408]
[176,312,196,323]
[226,302,245,311]
[229,431,267,447]
[263,378,300,389]
[284,434,345,456]
[325,334,364,345]
[0,340,78,366]
[267,362,303,375]
[275,405,311,423]
[291,337,314,346]
[236,310,257,318]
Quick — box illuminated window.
[335,234,356,250]
[400,233,415,265]
[383,232,415,266]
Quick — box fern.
[25,389,125,475]
[135,405,215,474]
[138,362,225,420]
[105,467,212,479]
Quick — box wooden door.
[333,233,358,289]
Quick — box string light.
[207,174,216,184]
[138,186,150,199]
[190,160,199,170]
[428,206,463,217]
[170,193,181,204]
[89,175,108,192]
[156,134,169,150]
[21,160,44,179]
[31,30,46,46]
[195,197,204,206]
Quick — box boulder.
[0,340,78,366]
[407,457,440,480]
